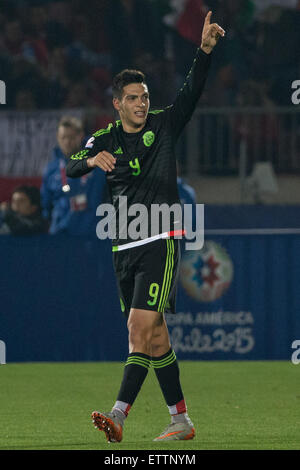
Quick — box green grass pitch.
[0,361,299,450]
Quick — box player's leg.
[128,307,162,354]
[150,317,195,441]
[108,237,179,427]
[110,307,162,415]
[92,239,185,442]
[92,307,161,442]
[92,249,136,443]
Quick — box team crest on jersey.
[85,136,95,149]
[143,131,155,147]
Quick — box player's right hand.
[87,151,116,172]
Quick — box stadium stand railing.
[183,106,300,175]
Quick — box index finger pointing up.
[204,10,212,26]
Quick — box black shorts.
[112,238,180,317]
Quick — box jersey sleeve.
[166,48,212,138]
[66,133,106,178]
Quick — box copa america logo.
[180,240,234,302]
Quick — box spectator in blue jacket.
[41,116,106,235]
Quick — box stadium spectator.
[1,0,297,110]
[66,13,111,70]
[63,81,92,109]
[206,63,237,107]
[105,0,165,75]
[11,58,46,109]
[0,185,47,235]
[23,4,50,68]
[42,46,71,108]
[41,116,106,235]
[252,6,300,106]
[15,88,37,110]
[2,20,30,59]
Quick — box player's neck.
[121,120,146,134]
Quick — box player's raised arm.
[167,11,225,138]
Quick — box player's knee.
[128,322,154,352]
[150,334,171,357]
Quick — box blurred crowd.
[0,0,300,237]
[0,0,300,113]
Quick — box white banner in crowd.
[253,0,298,13]
[0,110,83,176]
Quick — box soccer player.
[66,12,224,442]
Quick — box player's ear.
[113,97,121,112]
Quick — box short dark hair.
[13,185,41,208]
[112,69,146,99]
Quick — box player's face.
[113,83,150,132]
[57,126,83,157]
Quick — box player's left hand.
[201,11,225,54]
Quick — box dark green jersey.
[66,48,211,247]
